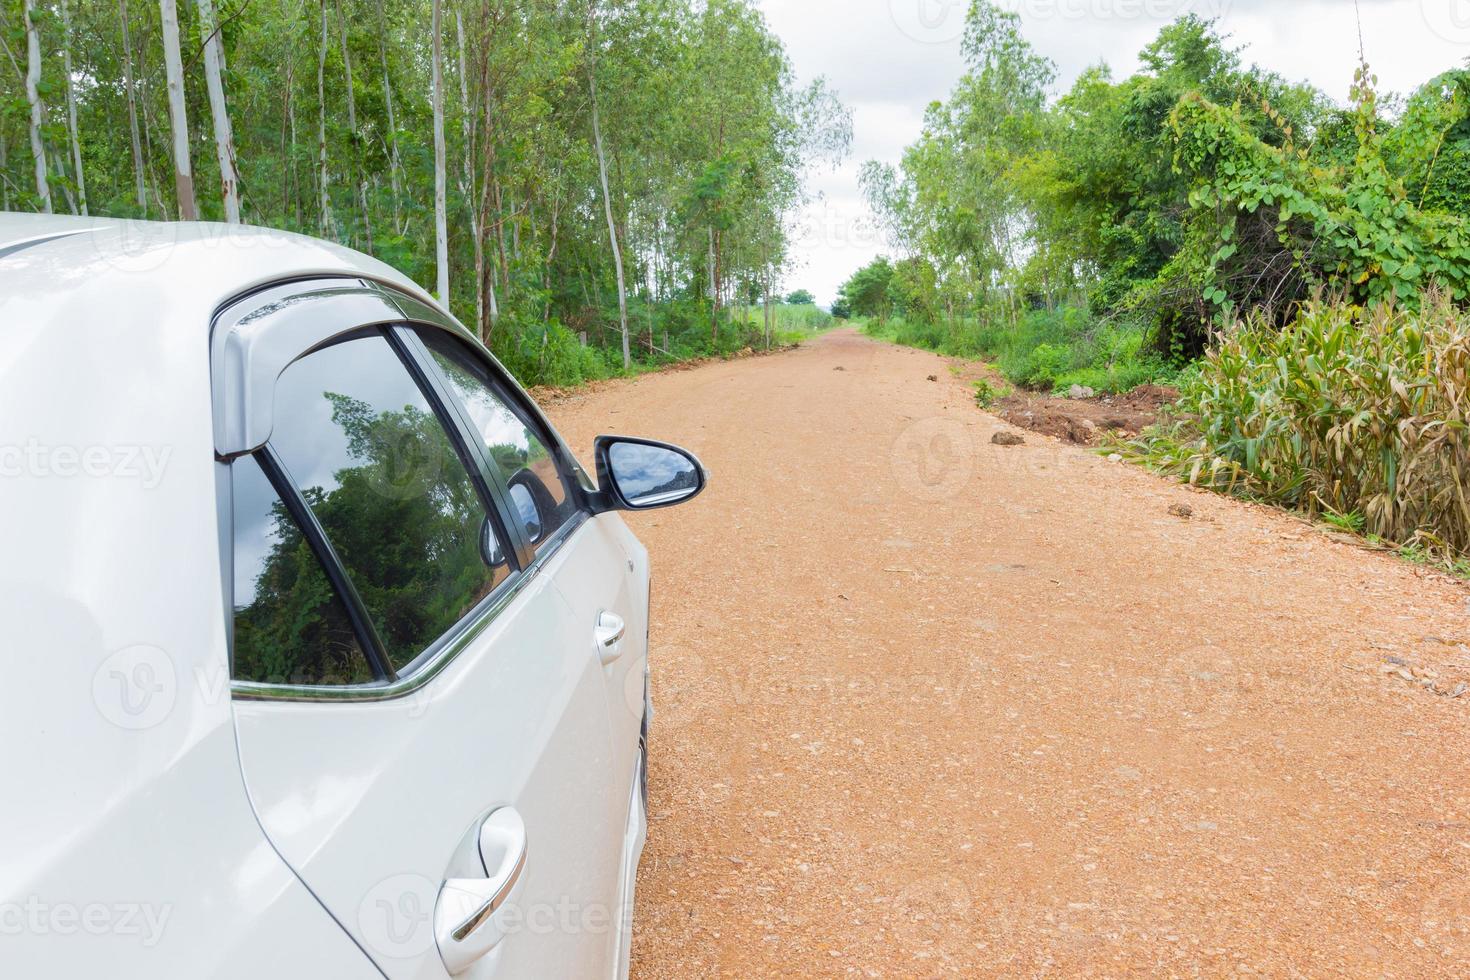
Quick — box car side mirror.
[481,516,509,569]
[592,436,708,513]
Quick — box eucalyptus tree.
[22,0,49,211]
[0,0,851,385]
[196,0,239,222]
[159,0,196,218]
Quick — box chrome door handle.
[436,807,528,975]
[595,610,626,666]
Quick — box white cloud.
[760,0,1470,306]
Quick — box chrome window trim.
[218,276,592,704]
[231,512,589,703]
[232,567,538,703]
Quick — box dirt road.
[546,328,1470,977]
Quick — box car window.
[417,329,578,550]
[268,330,512,673]
[230,454,374,686]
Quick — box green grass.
[972,377,1010,408]
[862,306,1179,395]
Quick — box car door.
[407,328,650,968]
[410,328,648,803]
[215,281,625,979]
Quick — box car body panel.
[0,214,383,977]
[0,213,656,979]
[232,529,627,979]
[541,512,650,968]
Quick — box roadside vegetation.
[0,0,851,388]
[838,2,1470,568]
[1117,294,1470,564]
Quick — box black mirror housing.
[591,436,708,513]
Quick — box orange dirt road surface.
[546,328,1470,978]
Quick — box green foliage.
[1155,66,1470,339]
[972,377,1008,409]
[865,303,1177,395]
[838,257,895,323]
[1125,292,1470,560]
[784,289,814,305]
[858,6,1470,355]
[0,0,851,389]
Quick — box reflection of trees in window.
[421,332,575,546]
[233,471,372,687]
[307,393,504,671]
[235,391,506,684]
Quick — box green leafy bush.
[973,377,1009,408]
[866,305,1176,394]
[1127,292,1470,559]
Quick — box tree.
[315,0,335,237]
[197,0,241,222]
[785,289,814,305]
[0,0,851,388]
[431,0,448,302]
[22,0,50,213]
[119,0,147,214]
[587,1,631,370]
[160,0,197,219]
[839,257,896,323]
[59,0,87,215]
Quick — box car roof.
[0,211,435,321]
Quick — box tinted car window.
[418,329,577,549]
[270,331,511,672]
[231,454,374,685]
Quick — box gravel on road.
[545,328,1470,978]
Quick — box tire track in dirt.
[545,328,1470,977]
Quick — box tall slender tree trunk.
[377,0,402,234]
[135,36,167,215]
[765,289,774,349]
[51,148,78,213]
[431,0,449,303]
[587,20,630,370]
[543,183,561,322]
[492,176,510,289]
[316,0,335,237]
[708,227,718,340]
[284,42,300,226]
[455,8,485,330]
[59,0,87,215]
[159,0,197,218]
[337,0,371,250]
[120,0,147,215]
[23,0,51,213]
[197,0,241,222]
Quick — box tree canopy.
[0,0,851,384]
[858,4,1470,350]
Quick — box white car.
[0,213,706,979]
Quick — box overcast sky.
[756,0,1470,306]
